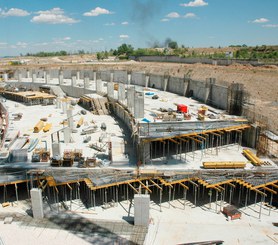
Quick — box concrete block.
[30,188,44,219]
[134,194,150,226]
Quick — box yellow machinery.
[43,123,52,132]
[34,120,44,133]
[203,161,246,169]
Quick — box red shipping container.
[177,104,188,113]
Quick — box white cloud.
[252,18,269,23]
[63,37,71,40]
[180,0,208,7]
[119,34,129,39]
[83,7,113,17]
[105,22,116,26]
[166,12,180,18]
[0,8,30,17]
[31,8,79,24]
[184,13,197,18]
[263,24,278,28]
[161,18,169,22]
[16,42,28,47]
[121,21,129,25]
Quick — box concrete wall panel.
[131,72,145,86]
[168,77,184,95]
[149,74,163,90]
[100,70,111,81]
[210,84,228,109]
[188,80,207,102]
[114,70,128,83]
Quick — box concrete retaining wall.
[131,72,145,86]
[8,68,233,111]
[188,80,207,102]
[168,77,186,96]
[114,70,128,83]
[100,70,111,82]
[149,74,164,90]
[210,84,228,109]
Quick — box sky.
[0,0,278,56]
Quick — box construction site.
[0,65,277,244]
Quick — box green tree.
[116,43,134,56]
[168,41,178,49]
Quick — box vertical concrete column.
[67,109,74,129]
[71,76,77,87]
[127,86,135,112]
[107,82,114,99]
[43,71,47,83]
[27,70,30,79]
[183,76,190,96]
[64,127,71,143]
[110,71,114,83]
[62,101,67,114]
[59,73,64,85]
[134,92,144,118]
[127,72,131,85]
[77,71,80,81]
[96,80,102,94]
[30,188,44,219]
[18,71,22,82]
[134,194,150,226]
[145,74,150,88]
[163,74,169,91]
[118,83,125,104]
[3,73,8,82]
[32,72,36,83]
[46,72,50,84]
[52,142,61,156]
[93,71,97,82]
[84,77,90,89]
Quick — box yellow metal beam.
[179,182,189,190]
[137,180,152,193]
[169,138,180,144]
[176,137,188,143]
[252,188,267,197]
[128,183,139,194]
[210,132,221,137]
[66,183,72,190]
[270,183,278,189]
[226,182,236,188]
[251,180,278,190]
[194,135,207,140]
[158,178,173,188]
[149,179,162,190]
[262,186,277,195]
[186,136,202,144]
